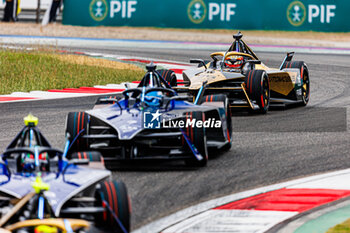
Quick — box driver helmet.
[225,56,244,68]
[144,91,163,107]
[21,152,48,172]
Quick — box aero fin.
[280,52,295,70]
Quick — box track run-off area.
[0,36,350,231]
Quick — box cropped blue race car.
[0,115,130,233]
[65,63,232,170]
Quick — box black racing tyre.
[157,69,177,87]
[71,151,102,162]
[200,94,232,148]
[244,70,270,114]
[282,61,310,106]
[183,111,208,167]
[95,181,130,232]
[66,112,88,153]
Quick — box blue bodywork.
[88,97,212,140]
[0,126,111,217]
[83,87,231,162]
[0,165,109,216]
[66,64,232,165]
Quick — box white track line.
[133,168,350,233]
[162,210,297,233]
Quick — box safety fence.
[62,0,343,32]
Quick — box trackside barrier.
[62,0,344,32]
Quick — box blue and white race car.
[65,63,232,170]
[0,115,130,233]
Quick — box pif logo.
[287,1,306,26]
[90,0,108,21]
[188,0,207,24]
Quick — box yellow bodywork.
[183,51,298,97]
[210,51,256,60]
[176,33,307,110]
[267,70,297,96]
[188,70,228,90]
[5,219,90,232]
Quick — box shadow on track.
[106,160,203,172]
[105,149,229,171]
[230,105,346,133]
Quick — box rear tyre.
[157,69,177,87]
[200,94,232,150]
[282,61,310,106]
[95,181,130,232]
[66,112,88,153]
[71,151,102,162]
[183,111,208,167]
[244,70,270,114]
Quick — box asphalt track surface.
[1,46,350,230]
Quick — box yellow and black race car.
[167,32,310,114]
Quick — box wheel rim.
[302,71,310,103]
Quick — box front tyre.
[95,181,130,232]
[245,70,270,114]
[183,111,208,167]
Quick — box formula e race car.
[0,115,130,233]
[65,63,232,170]
[170,32,310,114]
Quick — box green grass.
[0,50,144,95]
[327,219,350,233]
